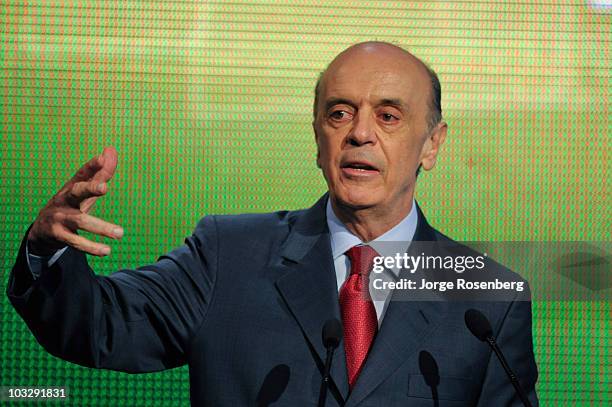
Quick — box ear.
[313,121,322,168]
[419,122,447,171]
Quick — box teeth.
[348,164,372,170]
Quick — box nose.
[347,110,377,147]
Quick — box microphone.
[418,350,439,407]
[464,309,533,407]
[318,318,342,407]
[256,364,290,407]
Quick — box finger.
[71,153,105,183]
[80,195,99,214]
[66,212,124,240]
[65,181,107,208]
[91,146,118,184]
[54,225,112,257]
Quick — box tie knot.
[346,245,380,277]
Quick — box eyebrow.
[324,98,356,113]
[323,97,407,113]
[377,98,406,109]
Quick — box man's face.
[314,44,446,215]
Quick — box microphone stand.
[485,336,533,407]
[318,343,336,407]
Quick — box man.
[8,42,538,405]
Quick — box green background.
[1,0,610,405]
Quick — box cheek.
[318,139,339,162]
[385,145,421,178]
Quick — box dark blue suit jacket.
[8,195,538,406]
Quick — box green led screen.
[1,0,610,405]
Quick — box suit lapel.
[274,194,350,402]
[345,202,447,407]
[274,198,450,406]
[344,301,445,406]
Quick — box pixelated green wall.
[1,1,610,405]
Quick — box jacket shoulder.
[191,207,309,244]
[424,221,530,287]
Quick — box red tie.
[339,245,379,389]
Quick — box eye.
[328,110,352,122]
[380,112,399,123]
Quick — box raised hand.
[27,147,123,257]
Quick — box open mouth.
[341,161,380,176]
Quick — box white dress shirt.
[325,198,418,326]
[26,245,67,278]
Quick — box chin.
[332,187,383,210]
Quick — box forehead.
[320,47,431,109]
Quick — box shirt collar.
[326,197,418,259]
